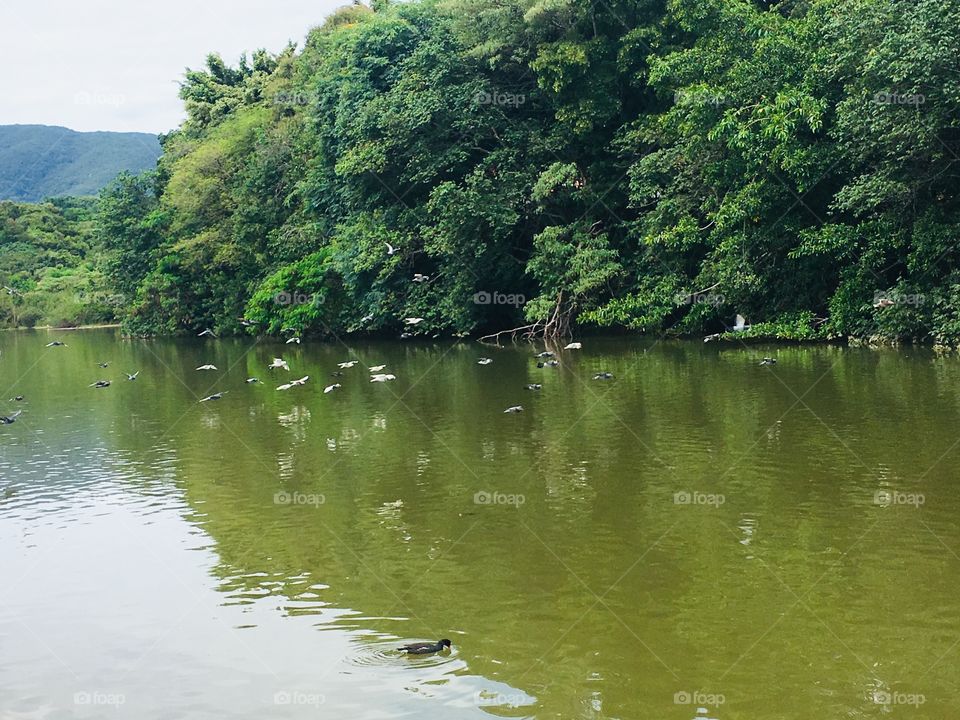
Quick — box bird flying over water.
[126,372,139,381]
[200,392,227,402]
[368,364,386,372]
[245,377,260,384]
[503,406,524,414]
[593,372,614,380]
[198,328,217,338]
[733,314,749,332]
[525,384,542,391]
[286,337,301,344]
[564,342,582,350]
[338,360,359,369]
[46,341,66,347]
[403,318,424,326]
[89,380,111,388]
[477,358,493,365]
[536,351,554,358]
[385,241,397,256]
[370,373,396,383]
[196,364,218,371]
[760,357,777,366]
[277,376,309,391]
[412,273,429,283]
[97,362,109,368]
[269,358,290,371]
[1,410,23,424]
[324,383,341,394]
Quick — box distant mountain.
[0,125,161,202]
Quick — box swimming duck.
[398,639,451,655]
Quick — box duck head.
[439,639,452,649]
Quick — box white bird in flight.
[196,364,218,371]
[269,358,290,371]
[370,374,396,383]
[277,376,309,391]
[338,360,359,369]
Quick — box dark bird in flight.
[760,357,777,366]
[200,392,227,402]
[97,362,109,368]
[46,341,67,347]
[1,410,22,424]
[593,372,614,380]
[126,372,140,381]
[89,380,111,389]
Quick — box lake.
[1,328,957,719]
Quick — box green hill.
[0,125,161,202]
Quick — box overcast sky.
[0,0,345,134]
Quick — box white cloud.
[0,0,345,133]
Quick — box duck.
[398,639,451,655]
[759,357,777,366]
[13,396,24,402]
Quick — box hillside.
[0,125,161,202]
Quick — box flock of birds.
[2,314,778,425]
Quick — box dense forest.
[4,0,960,345]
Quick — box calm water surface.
[1,329,958,719]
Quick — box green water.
[1,329,958,719]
